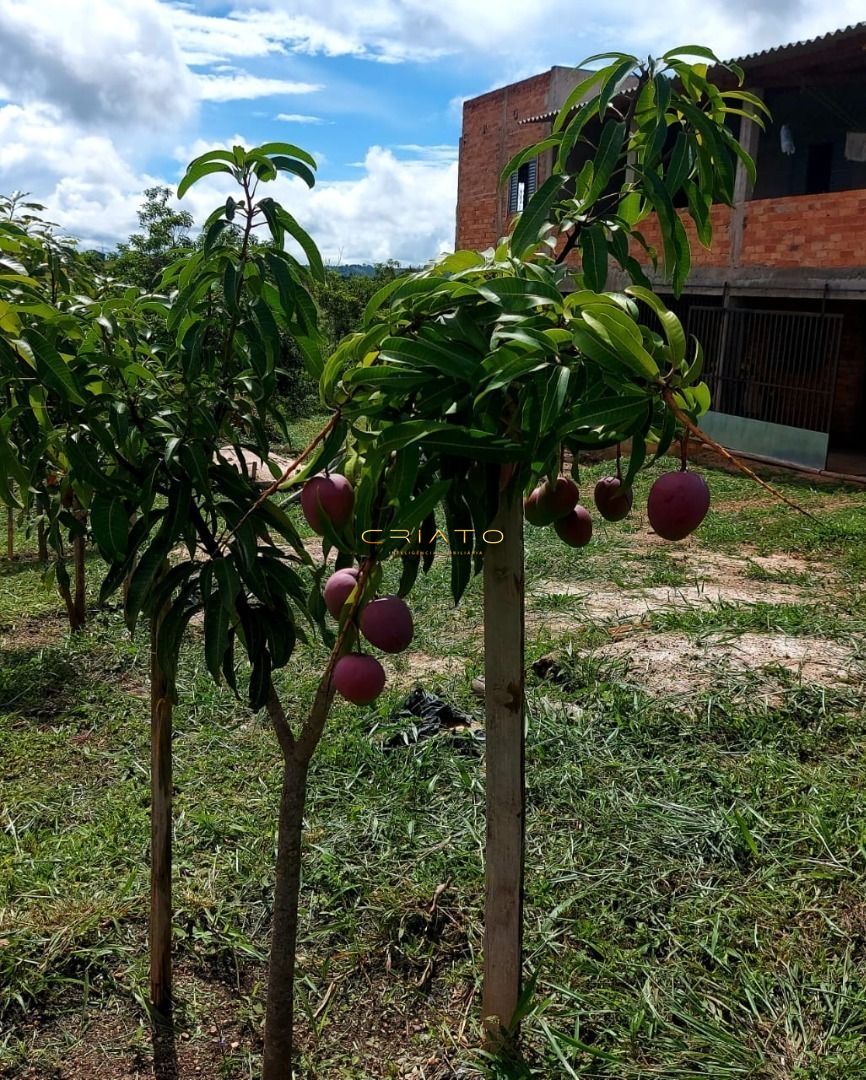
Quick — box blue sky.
[0,0,860,264]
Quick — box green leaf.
[276,209,325,281]
[599,58,636,117]
[156,592,197,702]
[389,479,452,543]
[558,396,649,440]
[476,275,563,309]
[178,160,235,199]
[625,286,686,367]
[25,331,85,405]
[500,137,562,185]
[580,224,608,292]
[378,336,480,384]
[90,492,128,561]
[510,173,565,256]
[665,130,693,195]
[270,156,315,188]
[581,307,659,379]
[585,121,626,205]
[555,99,601,172]
[623,424,648,488]
[248,648,272,711]
[204,586,231,684]
[444,490,474,605]
[125,544,170,632]
[662,44,722,62]
[540,366,571,435]
[552,68,607,133]
[256,142,317,169]
[203,217,230,253]
[683,179,712,247]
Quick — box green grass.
[2,460,866,1077]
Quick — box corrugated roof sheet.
[729,20,865,65]
[517,22,866,125]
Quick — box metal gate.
[686,306,844,434]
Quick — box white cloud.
[0,102,161,248]
[394,144,458,163]
[195,73,323,101]
[170,143,458,265]
[166,3,445,64]
[0,0,195,127]
[207,1,866,69]
[303,146,458,264]
[275,113,332,124]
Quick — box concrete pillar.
[730,89,763,268]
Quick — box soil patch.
[579,630,858,699]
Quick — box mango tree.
[0,195,106,628]
[314,46,766,1053]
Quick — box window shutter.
[526,158,537,197]
[507,171,519,214]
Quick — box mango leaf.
[378,336,480,384]
[203,586,231,683]
[580,224,608,292]
[510,173,567,256]
[500,137,562,184]
[178,160,234,199]
[90,492,128,561]
[25,331,85,405]
[625,286,686,367]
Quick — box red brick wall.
[636,205,733,269]
[741,190,866,268]
[456,72,551,251]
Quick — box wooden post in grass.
[150,598,173,1014]
[482,485,526,1047]
[72,499,86,628]
[6,504,13,559]
[37,519,48,562]
[72,531,86,627]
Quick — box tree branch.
[662,388,818,522]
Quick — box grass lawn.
[2,452,866,1078]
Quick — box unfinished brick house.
[455,23,866,472]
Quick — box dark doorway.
[805,142,834,195]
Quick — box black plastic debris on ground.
[380,687,483,754]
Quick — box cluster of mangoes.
[301,472,414,705]
[298,460,711,705]
[524,469,709,543]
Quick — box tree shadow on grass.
[0,645,83,717]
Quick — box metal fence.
[685,306,844,434]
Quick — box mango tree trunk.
[262,750,309,1079]
[150,605,173,1013]
[482,486,526,1048]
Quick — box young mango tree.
[1,143,335,1037]
[77,142,335,1016]
[0,196,106,628]
[308,45,767,1055]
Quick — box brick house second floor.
[455,23,866,302]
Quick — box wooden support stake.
[37,520,48,562]
[6,505,13,560]
[482,487,526,1048]
[72,531,86,628]
[150,604,173,1014]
